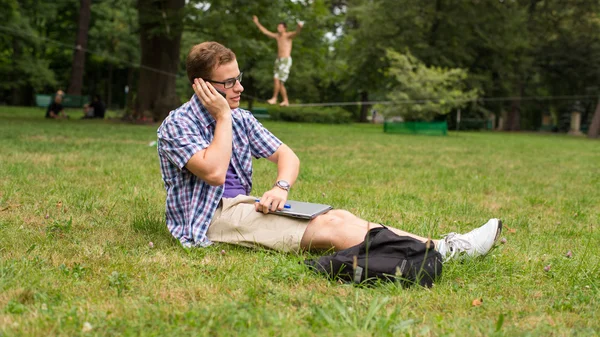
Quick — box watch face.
[277,180,290,189]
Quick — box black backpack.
[304,226,443,287]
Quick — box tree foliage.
[0,0,599,130]
[378,50,478,121]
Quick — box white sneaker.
[436,219,503,262]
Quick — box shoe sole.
[494,219,503,242]
[478,219,503,258]
[484,219,503,256]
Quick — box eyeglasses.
[205,72,243,89]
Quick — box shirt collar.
[189,94,241,128]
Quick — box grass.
[0,106,599,336]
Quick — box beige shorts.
[207,195,309,252]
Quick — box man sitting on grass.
[157,41,502,262]
[45,91,68,119]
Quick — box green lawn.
[1,106,598,336]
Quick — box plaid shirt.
[157,95,282,247]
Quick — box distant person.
[45,91,67,119]
[252,15,303,107]
[82,95,106,119]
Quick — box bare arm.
[267,144,300,186]
[256,144,300,213]
[184,79,233,186]
[252,15,277,39]
[287,21,304,38]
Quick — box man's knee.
[311,209,354,228]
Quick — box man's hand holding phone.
[192,78,230,120]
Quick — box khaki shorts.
[207,195,309,252]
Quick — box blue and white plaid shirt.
[157,95,282,247]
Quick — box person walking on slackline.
[252,15,303,106]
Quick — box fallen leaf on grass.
[565,250,572,258]
[56,201,63,208]
[504,225,516,234]
[472,298,483,306]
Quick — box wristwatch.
[274,180,290,191]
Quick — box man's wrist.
[215,112,232,122]
[274,180,290,191]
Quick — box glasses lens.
[224,73,243,88]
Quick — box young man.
[252,15,303,107]
[157,42,502,261]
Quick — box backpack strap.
[353,266,363,283]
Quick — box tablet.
[272,200,332,220]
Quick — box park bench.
[251,107,270,119]
[384,120,448,136]
[35,94,89,108]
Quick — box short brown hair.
[186,42,236,84]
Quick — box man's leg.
[279,82,289,107]
[300,209,429,250]
[301,209,502,261]
[267,78,280,105]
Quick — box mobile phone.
[215,89,227,98]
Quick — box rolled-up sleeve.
[246,115,282,159]
[158,118,209,169]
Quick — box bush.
[267,106,352,124]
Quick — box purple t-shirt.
[222,163,247,198]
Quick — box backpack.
[304,226,443,287]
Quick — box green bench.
[384,121,448,136]
[251,107,270,119]
[35,94,89,108]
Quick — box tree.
[67,0,91,95]
[88,0,139,109]
[377,50,478,121]
[0,0,62,104]
[136,0,185,121]
[588,98,600,138]
[184,0,337,110]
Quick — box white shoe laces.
[442,233,473,262]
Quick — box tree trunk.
[428,0,443,47]
[505,82,524,131]
[136,0,185,122]
[359,91,369,123]
[107,63,113,109]
[505,98,521,131]
[588,97,600,138]
[67,0,91,95]
[10,38,23,105]
[126,67,136,115]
